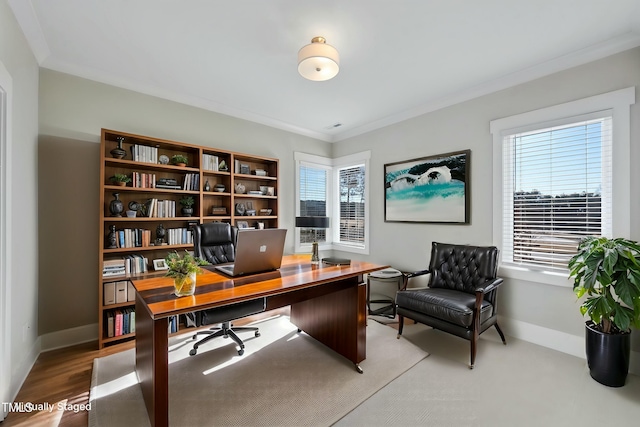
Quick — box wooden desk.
[133,254,387,427]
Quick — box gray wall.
[0,0,40,403]
[333,47,640,353]
[37,69,332,336]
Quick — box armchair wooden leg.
[470,335,477,369]
[397,315,405,338]
[495,323,507,345]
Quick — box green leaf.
[615,275,640,307]
[614,306,632,332]
[603,247,618,276]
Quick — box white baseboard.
[500,316,640,376]
[39,323,98,352]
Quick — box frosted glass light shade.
[297,37,339,81]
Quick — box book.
[106,311,114,338]
[114,310,123,336]
[115,281,127,303]
[129,310,136,333]
[104,282,116,305]
[127,281,136,302]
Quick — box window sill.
[498,264,573,288]
[331,242,368,255]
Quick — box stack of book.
[202,154,220,171]
[183,173,199,191]
[132,172,156,188]
[145,199,176,218]
[106,308,136,337]
[168,315,178,334]
[103,280,136,305]
[115,228,152,248]
[123,254,148,275]
[130,144,158,164]
[167,227,193,245]
[155,178,181,190]
[102,259,125,278]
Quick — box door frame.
[0,60,13,421]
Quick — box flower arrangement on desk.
[165,251,209,297]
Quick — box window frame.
[490,87,634,287]
[331,151,370,254]
[294,151,371,255]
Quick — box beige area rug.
[335,322,640,426]
[89,315,428,426]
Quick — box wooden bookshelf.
[98,129,279,348]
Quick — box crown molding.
[7,0,50,63]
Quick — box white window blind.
[299,164,328,243]
[501,113,613,272]
[338,164,366,246]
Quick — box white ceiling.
[9,0,640,142]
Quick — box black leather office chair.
[188,222,263,356]
[395,242,506,368]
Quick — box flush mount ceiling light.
[297,36,340,81]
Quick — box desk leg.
[290,278,366,370]
[136,294,169,427]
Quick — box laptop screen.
[215,228,287,276]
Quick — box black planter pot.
[585,321,630,387]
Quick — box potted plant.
[109,173,131,186]
[171,154,189,167]
[179,196,195,216]
[568,236,640,387]
[165,251,209,296]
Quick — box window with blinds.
[299,164,328,243]
[338,164,366,245]
[295,151,370,254]
[501,113,612,272]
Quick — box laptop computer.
[215,228,287,277]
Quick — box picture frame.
[237,220,250,229]
[153,258,169,271]
[384,150,470,223]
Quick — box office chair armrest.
[399,269,430,290]
[475,277,504,294]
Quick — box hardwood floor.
[2,340,133,427]
[2,309,287,427]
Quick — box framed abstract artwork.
[384,150,470,223]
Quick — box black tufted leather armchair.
[188,222,263,356]
[396,242,506,368]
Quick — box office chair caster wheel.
[255,331,260,337]
[237,348,244,356]
[189,348,197,356]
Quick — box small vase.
[106,225,118,249]
[110,136,126,159]
[174,272,196,297]
[109,193,124,217]
[156,223,165,245]
[204,180,211,191]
